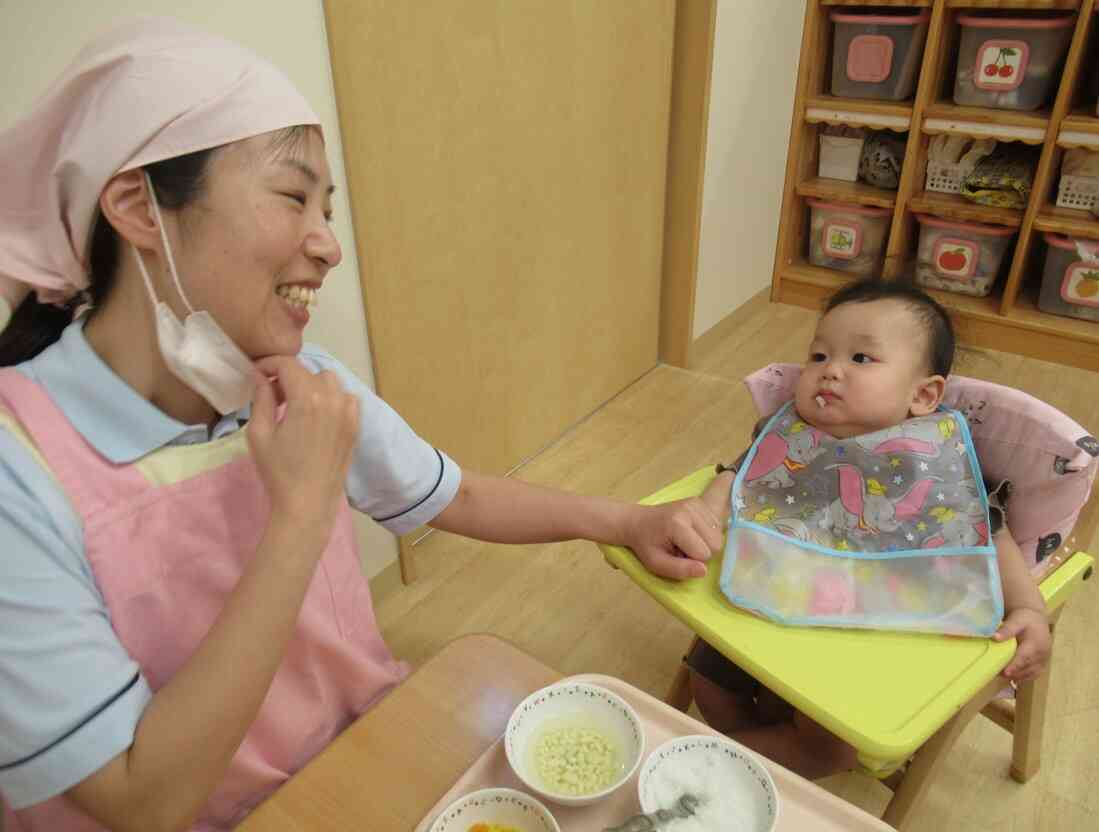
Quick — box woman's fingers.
[247,371,275,448]
[685,498,726,553]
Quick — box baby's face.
[794,299,935,439]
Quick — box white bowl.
[638,735,779,832]
[505,681,645,807]
[427,787,560,832]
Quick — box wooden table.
[238,633,558,830]
[239,632,896,831]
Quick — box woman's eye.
[281,192,307,206]
[810,352,826,363]
[853,352,873,364]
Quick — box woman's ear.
[98,170,160,250]
[910,374,947,417]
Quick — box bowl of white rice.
[637,735,778,832]
[504,681,644,808]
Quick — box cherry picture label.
[973,39,1029,92]
[933,237,979,280]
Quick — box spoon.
[603,794,702,831]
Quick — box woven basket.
[925,159,975,195]
[1056,174,1099,212]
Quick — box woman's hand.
[248,356,360,539]
[994,607,1052,682]
[622,498,725,580]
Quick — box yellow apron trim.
[134,427,251,487]
[0,407,61,487]
[1,404,251,489]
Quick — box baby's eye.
[809,352,826,363]
[281,192,307,206]
[852,352,874,364]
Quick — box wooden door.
[325,0,676,479]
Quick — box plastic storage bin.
[807,199,891,276]
[1038,234,1099,322]
[953,14,1074,111]
[830,9,930,101]
[914,214,1015,297]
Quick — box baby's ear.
[910,375,946,417]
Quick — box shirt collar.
[23,321,247,463]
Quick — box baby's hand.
[994,607,1051,682]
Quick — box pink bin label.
[933,237,979,280]
[973,40,1029,92]
[847,35,894,84]
[1061,262,1099,308]
[823,221,862,260]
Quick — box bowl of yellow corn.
[427,787,559,832]
[504,681,645,808]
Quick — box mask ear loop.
[132,171,197,316]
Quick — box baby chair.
[599,364,1097,830]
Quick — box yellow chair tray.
[599,467,1094,770]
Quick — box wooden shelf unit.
[796,177,899,208]
[909,190,1025,226]
[772,0,1099,372]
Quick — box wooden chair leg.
[1011,669,1051,783]
[1010,607,1062,783]
[665,635,700,712]
[882,676,1003,830]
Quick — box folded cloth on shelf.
[1062,147,1099,177]
[960,147,1034,209]
[928,135,996,166]
[859,131,906,190]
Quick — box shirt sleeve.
[297,346,462,535]
[0,430,153,809]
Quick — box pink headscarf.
[0,17,321,332]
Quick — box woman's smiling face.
[156,126,342,358]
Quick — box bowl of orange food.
[427,787,560,832]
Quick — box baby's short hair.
[823,278,955,377]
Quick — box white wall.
[693,1,805,338]
[1,1,400,578]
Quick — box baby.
[692,278,1052,779]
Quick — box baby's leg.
[755,684,795,725]
[685,640,763,733]
[685,642,858,778]
[732,708,859,780]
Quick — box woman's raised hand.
[247,356,360,541]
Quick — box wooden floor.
[374,296,1099,832]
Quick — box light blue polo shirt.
[0,322,460,810]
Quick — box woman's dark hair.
[824,277,956,377]
[0,149,215,367]
[0,124,312,367]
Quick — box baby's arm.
[700,416,770,526]
[992,528,1051,682]
[701,469,736,526]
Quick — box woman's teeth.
[276,285,318,308]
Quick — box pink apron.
[0,369,410,830]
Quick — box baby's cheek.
[794,373,816,404]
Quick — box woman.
[0,19,723,832]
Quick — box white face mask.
[132,173,256,415]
